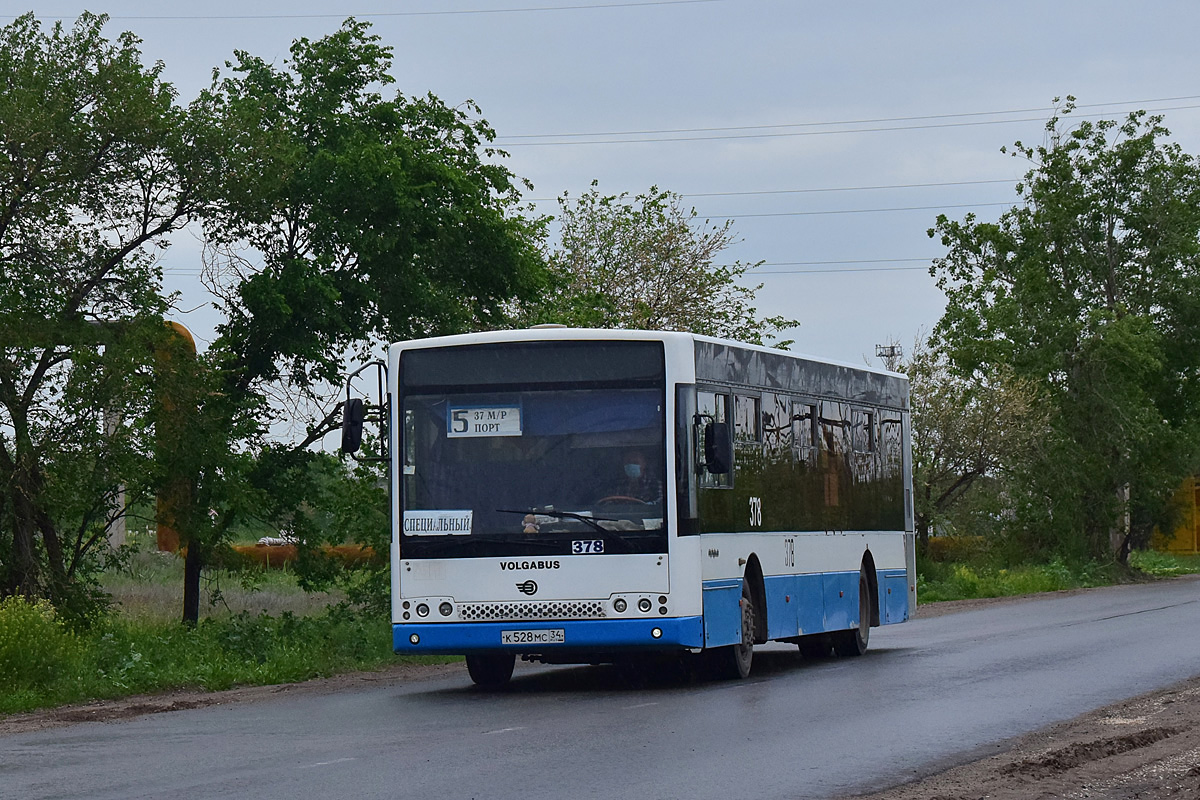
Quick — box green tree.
[0,13,206,618]
[905,336,1047,554]
[172,20,549,623]
[930,102,1200,563]
[517,184,796,346]
[0,14,550,625]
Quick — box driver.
[607,449,663,504]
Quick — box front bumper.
[393,616,704,655]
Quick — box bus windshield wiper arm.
[496,508,632,552]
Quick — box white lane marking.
[623,702,659,709]
[483,726,527,735]
[301,757,358,769]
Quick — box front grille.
[457,601,607,622]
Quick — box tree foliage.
[930,102,1200,562]
[0,13,205,618]
[166,19,549,624]
[906,336,1047,553]
[199,20,547,406]
[517,185,796,346]
[0,14,550,623]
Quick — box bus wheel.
[466,653,516,688]
[833,573,871,657]
[714,583,756,679]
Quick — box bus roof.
[387,328,907,380]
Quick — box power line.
[15,0,726,22]
[495,104,1200,146]
[682,178,1017,198]
[751,265,932,275]
[753,258,934,266]
[502,94,1200,140]
[707,201,1014,219]
[528,177,1018,202]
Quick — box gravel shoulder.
[5,582,1199,800]
[849,673,1200,800]
[851,576,1200,800]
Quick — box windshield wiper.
[496,508,633,553]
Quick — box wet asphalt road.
[5,577,1200,800]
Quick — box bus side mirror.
[704,421,731,474]
[341,398,366,454]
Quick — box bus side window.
[851,409,875,453]
[697,390,732,488]
[763,393,792,463]
[791,400,817,466]
[819,401,850,507]
[850,408,877,484]
[734,394,760,444]
[878,411,904,477]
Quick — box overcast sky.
[12,0,1200,366]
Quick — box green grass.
[917,550,1200,603]
[0,548,453,716]
[103,550,343,623]
[917,559,1108,602]
[0,599,454,716]
[1128,549,1200,576]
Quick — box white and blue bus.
[342,328,915,686]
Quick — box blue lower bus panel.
[394,616,705,655]
[702,579,743,647]
[880,569,909,623]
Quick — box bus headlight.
[613,598,627,613]
[638,598,652,613]
[439,602,453,617]
[409,634,420,644]
[651,628,663,639]
[416,603,430,617]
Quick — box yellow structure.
[1153,476,1200,554]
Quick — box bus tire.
[713,582,756,679]
[466,653,516,688]
[833,572,871,657]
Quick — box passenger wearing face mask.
[606,449,663,505]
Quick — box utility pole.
[875,343,903,372]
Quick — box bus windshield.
[401,386,666,558]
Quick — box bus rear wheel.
[466,653,516,688]
[833,573,871,657]
[713,583,756,679]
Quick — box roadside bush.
[917,558,1111,602]
[0,596,81,696]
[1129,549,1200,576]
[923,536,988,562]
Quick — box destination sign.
[402,509,473,536]
[447,405,522,438]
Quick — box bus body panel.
[394,616,704,655]
[399,553,669,604]
[696,531,906,583]
[702,579,743,647]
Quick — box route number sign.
[447,405,522,438]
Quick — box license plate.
[501,628,565,645]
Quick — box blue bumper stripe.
[394,616,704,655]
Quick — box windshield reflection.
[402,388,666,556]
